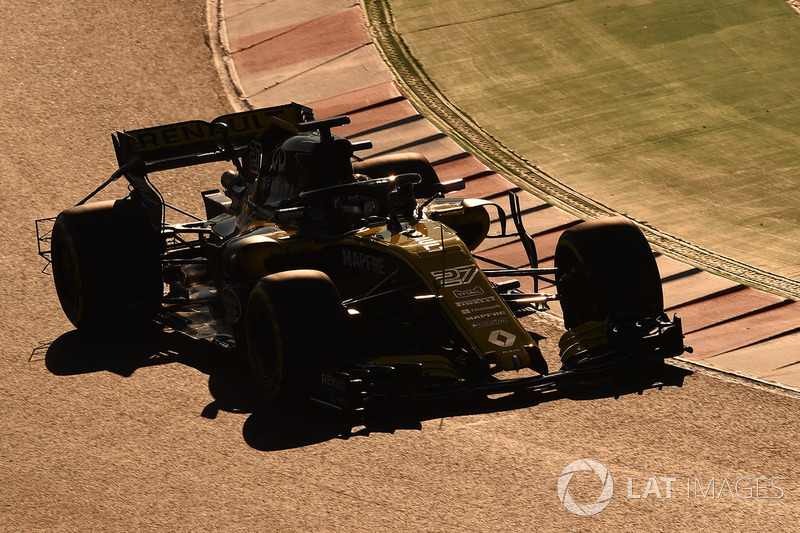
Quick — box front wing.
[310,314,687,427]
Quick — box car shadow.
[242,362,693,452]
[43,331,691,452]
[45,329,219,377]
[44,329,264,416]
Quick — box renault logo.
[488,329,516,347]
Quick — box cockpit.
[251,116,371,208]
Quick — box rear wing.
[113,102,313,173]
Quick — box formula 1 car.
[36,103,688,422]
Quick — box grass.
[390,0,800,279]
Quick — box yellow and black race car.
[36,103,688,423]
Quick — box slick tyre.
[353,152,440,198]
[245,270,347,402]
[555,217,663,330]
[51,199,163,334]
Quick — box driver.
[257,132,358,208]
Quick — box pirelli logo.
[455,296,496,308]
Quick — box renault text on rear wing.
[113,103,313,173]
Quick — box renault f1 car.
[36,103,688,421]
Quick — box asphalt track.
[2,0,800,530]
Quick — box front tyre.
[245,270,347,402]
[555,217,663,330]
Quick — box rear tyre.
[245,270,347,402]
[51,199,163,333]
[555,217,663,330]
[353,152,440,198]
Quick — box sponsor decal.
[433,265,478,288]
[471,319,508,328]
[474,304,503,313]
[342,249,386,275]
[133,122,214,150]
[270,147,286,174]
[488,329,516,347]
[416,235,443,252]
[455,296,496,308]
[466,311,507,322]
[453,286,484,299]
[133,110,285,150]
[249,140,262,175]
[460,304,503,315]
[221,285,242,324]
[321,372,347,391]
